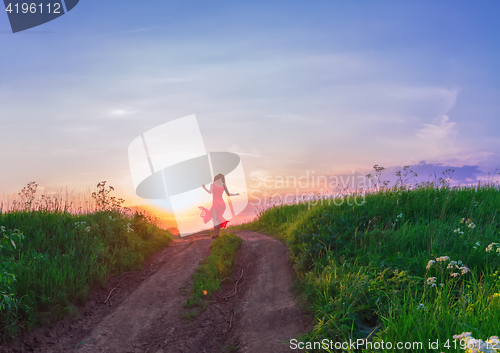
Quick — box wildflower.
[453,332,472,340]
[473,242,480,250]
[203,290,207,295]
[85,226,91,233]
[460,218,465,224]
[427,277,437,286]
[454,228,464,234]
[417,303,427,311]
[447,261,458,269]
[468,222,476,229]
[459,266,470,274]
[0,226,6,233]
[488,336,500,349]
[439,283,444,287]
[451,272,460,277]
[436,256,449,262]
[486,243,499,253]
[426,260,435,269]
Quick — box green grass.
[0,209,172,340]
[183,233,242,316]
[240,182,500,352]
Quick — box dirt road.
[3,230,312,353]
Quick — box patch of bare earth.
[1,230,312,352]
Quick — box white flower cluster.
[453,332,500,353]
[447,260,462,269]
[436,256,450,262]
[426,260,435,269]
[426,256,469,285]
[455,218,476,234]
[486,243,500,254]
[127,223,134,233]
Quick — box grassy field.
[239,173,500,352]
[0,182,173,341]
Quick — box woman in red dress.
[199,173,239,238]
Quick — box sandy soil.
[1,230,312,353]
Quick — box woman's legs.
[212,208,220,238]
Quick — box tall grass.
[240,167,500,352]
[0,182,172,341]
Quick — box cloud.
[416,115,457,141]
[228,144,262,158]
[107,109,135,118]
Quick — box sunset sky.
[1,1,500,225]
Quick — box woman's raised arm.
[224,185,239,197]
[202,184,213,194]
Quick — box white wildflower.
[488,336,500,347]
[427,277,437,286]
[453,332,472,340]
[447,261,458,269]
[417,303,427,311]
[468,222,476,229]
[426,260,435,269]
[486,243,499,253]
[436,256,450,262]
[451,272,460,277]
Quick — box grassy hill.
[240,181,500,352]
[0,183,172,341]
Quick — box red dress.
[199,183,229,228]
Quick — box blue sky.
[1,0,500,206]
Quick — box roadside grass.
[183,233,242,319]
[0,183,173,341]
[240,174,500,352]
